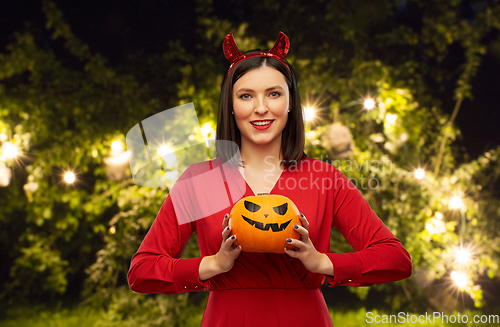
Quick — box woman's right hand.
[214,213,243,273]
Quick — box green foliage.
[93,286,206,327]
[0,305,100,327]
[3,305,496,327]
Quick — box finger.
[222,225,231,240]
[224,234,238,249]
[284,246,298,257]
[222,213,229,228]
[286,238,304,251]
[299,213,310,229]
[293,223,309,243]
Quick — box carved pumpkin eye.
[273,202,288,215]
[244,200,261,212]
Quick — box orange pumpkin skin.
[228,194,302,253]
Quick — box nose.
[254,97,269,114]
[264,214,269,218]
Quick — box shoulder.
[179,157,223,178]
[287,157,338,175]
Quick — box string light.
[158,144,176,168]
[200,122,216,147]
[450,271,468,289]
[449,196,464,210]
[303,107,315,122]
[364,98,375,110]
[157,145,173,157]
[200,123,214,138]
[2,142,18,159]
[111,140,124,154]
[305,131,317,138]
[385,113,398,126]
[103,152,130,165]
[0,163,12,187]
[103,139,131,181]
[414,168,425,180]
[425,217,446,234]
[64,171,76,184]
[453,245,472,265]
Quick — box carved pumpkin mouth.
[241,215,292,232]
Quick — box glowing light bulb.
[200,123,213,138]
[303,107,315,122]
[305,131,317,138]
[158,144,176,167]
[426,217,446,235]
[425,222,434,234]
[158,145,174,157]
[64,172,76,184]
[2,142,18,159]
[0,163,12,187]
[454,247,472,265]
[385,114,397,125]
[364,99,375,110]
[414,168,425,180]
[111,140,124,154]
[450,271,468,288]
[200,122,216,146]
[449,196,463,210]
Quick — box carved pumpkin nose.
[264,214,269,218]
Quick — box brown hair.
[216,52,307,168]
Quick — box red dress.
[128,157,412,326]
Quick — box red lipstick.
[250,119,274,130]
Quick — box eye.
[240,94,251,100]
[273,202,288,215]
[270,91,281,97]
[244,200,261,212]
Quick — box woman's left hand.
[283,213,330,274]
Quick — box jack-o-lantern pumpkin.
[228,194,302,253]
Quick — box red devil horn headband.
[223,31,291,76]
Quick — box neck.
[240,136,283,171]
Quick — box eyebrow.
[235,86,284,93]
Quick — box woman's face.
[232,65,290,148]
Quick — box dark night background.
[1,0,499,164]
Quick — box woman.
[128,31,413,327]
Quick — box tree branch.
[433,95,463,178]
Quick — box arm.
[325,168,413,288]
[127,194,211,294]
